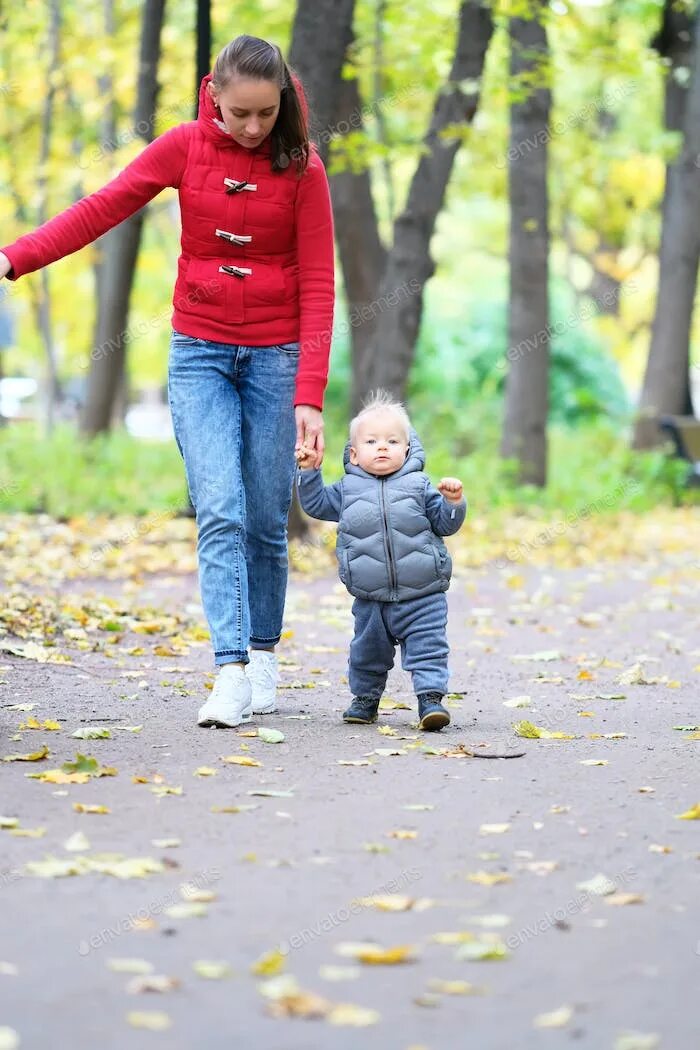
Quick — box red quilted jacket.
[1,73,336,408]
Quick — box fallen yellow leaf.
[3,745,50,762]
[335,943,416,965]
[251,948,286,976]
[465,871,512,886]
[675,803,700,820]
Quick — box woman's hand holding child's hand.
[295,445,317,470]
[438,477,463,503]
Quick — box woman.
[0,35,335,729]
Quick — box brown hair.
[211,35,309,174]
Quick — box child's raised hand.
[438,477,463,503]
[295,445,317,470]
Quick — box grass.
[0,411,696,520]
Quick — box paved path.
[1,545,698,1049]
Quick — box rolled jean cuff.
[249,634,281,649]
[215,649,250,667]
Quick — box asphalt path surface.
[1,552,698,1049]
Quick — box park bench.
[658,414,700,487]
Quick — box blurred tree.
[633,5,700,448]
[81,0,166,436]
[289,0,356,164]
[331,0,494,412]
[286,0,356,538]
[500,0,551,486]
[196,0,211,110]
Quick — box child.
[295,391,466,730]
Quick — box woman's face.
[208,76,280,148]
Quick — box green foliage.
[408,282,632,426]
[0,406,695,520]
[0,423,185,517]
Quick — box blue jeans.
[168,330,299,665]
[348,593,450,697]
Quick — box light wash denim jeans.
[168,329,299,665]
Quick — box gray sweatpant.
[348,592,449,699]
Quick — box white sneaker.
[246,649,279,714]
[197,664,252,728]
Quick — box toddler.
[296,391,466,730]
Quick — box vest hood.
[196,70,309,154]
[343,427,426,479]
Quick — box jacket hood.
[343,427,426,479]
[196,70,309,154]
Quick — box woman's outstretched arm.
[0,124,189,280]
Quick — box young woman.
[0,35,335,728]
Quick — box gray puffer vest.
[337,433,453,602]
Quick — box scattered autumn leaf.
[126,1011,171,1031]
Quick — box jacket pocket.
[243,260,286,308]
[338,547,352,588]
[432,542,451,581]
[183,258,226,309]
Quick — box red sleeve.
[293,148,335,410]
[0,124,190,280]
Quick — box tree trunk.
[34,0,62,433]
[288,0,356,167]
[633,13,700,448]
[196,0,211,111]
[500,2,551,487]
[286,0,357,540]
[365,1,493,402]
[80,0,166,436]
[330,76,388,413]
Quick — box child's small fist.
[295,445,316,469]
[438,477,463,503]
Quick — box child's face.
[349,410,409,476]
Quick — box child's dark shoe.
[417,692,450,731]
[343,696,380,724]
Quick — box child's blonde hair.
[349,389,411,445]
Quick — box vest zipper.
[380,478,398,596]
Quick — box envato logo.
[278,866,422,955]
[505,864,637,950]
[496,478,641,568]
[77,866,221,956]
[497,280,638,371]
[0,867,22,889]
[496,81,636,169]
